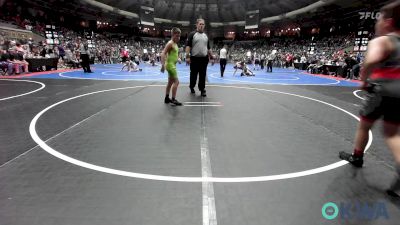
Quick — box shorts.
[166,66,178,79]
[360,82,400,124]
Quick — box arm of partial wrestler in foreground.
[208,49,214,59]
[360,36,392,86]
[185,46,191,64]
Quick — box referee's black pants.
[220,58,227,77]
[80,54,92,73]
[260,59,265,70]
[190,56,209,91]
[267,61,273,72]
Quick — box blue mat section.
[29,63,359,87]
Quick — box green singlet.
[166,43,179,79]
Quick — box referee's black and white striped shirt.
[186,31,210,57]
[79,43,89,55]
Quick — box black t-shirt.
[7,53,15,61]
[345,57,358,67]
[40,48,46,57]
[16,53,24,61]
[0,53,10,62]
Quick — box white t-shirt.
[246,51,251,57]
[220,48,227,59]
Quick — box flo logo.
[322,202,389,221]
[359,12,381,20]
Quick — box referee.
[185,18,214,97]
[79,38,92,73]
[219,45,227,77]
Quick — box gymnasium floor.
[1,63,399,225]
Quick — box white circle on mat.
[30,84,372,182]
[59,71,189,81]
[353,90,366,100]
[0,79,45,101]
[209,73,340,85]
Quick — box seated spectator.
[40,47,46,57]
[5,52,22,75]
[45,49,57,58]
[14,43,25,53]
[14,52,29,73]
[64,48,80,68]
[0,50,11,75]
[344,54,359,80]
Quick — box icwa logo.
[322,201,389,221]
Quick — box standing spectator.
[185,18,214,97]
[58,45,65,61]
[267,51,274,72]
[300,55,307,63]
[134,52,140,65]
[260,53,266,70]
